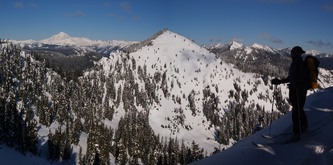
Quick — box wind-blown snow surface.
[193,87,333,165]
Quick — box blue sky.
[0,0,333,53]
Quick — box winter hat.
[291,46,305,56]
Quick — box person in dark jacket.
[271,46,309,141]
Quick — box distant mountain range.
[8,30,333,100]
[206,40,333,72]
[11,32,136,56]
[12,31,332,57]
[8,30,333,94]
[9,32,135,76]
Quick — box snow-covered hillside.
[92,30,292,153]
[193,87,333,165]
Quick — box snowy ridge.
[90,30,291,153]
[194,87,333,165]
[251,43,274,53]
[90,30,333,155]
[210,42,333,58]
[230,41,243,50]
[132,30,219,151]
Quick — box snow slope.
[93,30,332,155]
[193,87,333,165]
[95,30,292,154]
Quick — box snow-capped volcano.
[40,32,101,46]
[11,31,136,48]
[11,32,137,56]
[50,32,71,39]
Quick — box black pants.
[289,89,308,135]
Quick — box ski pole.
[269,85,276,136]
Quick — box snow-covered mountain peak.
[208,41,243,51]
[211,43,224,49]
[251,43,274,52]
[97,30,292,154]
[150,30,193,45]
[49,32,71,40]
[306,49,321,56]
[154,30,196,46]
[230,41,243,50]
[39,32,135,48]
[41,32,94,46]
[132,29,217,76]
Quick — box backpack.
[304,55,320,90]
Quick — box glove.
[271,78,281,85]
